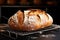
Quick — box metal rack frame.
[0,24,60,40]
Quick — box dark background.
[0,0,60,24]
[0,6,60,25]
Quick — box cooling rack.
[0,24,60,40]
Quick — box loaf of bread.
[8,9,53,31]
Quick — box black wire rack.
[0,24,60,40]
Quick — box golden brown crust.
[8,17,20,30]
[8,9,53,31]
[17,10,24,30]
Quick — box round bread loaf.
[8,9,53,31]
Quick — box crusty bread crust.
[8,9,53,31]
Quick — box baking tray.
[0,24,60,36]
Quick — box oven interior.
[0,6,60,25]
[0,6,60,40]
[0,0,60,40]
